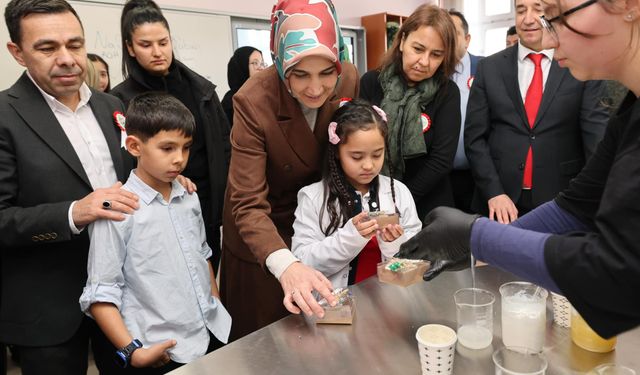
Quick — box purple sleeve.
[511,201,590,233]
[471,218,561,293]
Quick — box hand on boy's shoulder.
[176,175,197,194]
[72,182,139,228]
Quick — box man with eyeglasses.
[464,0,608,223]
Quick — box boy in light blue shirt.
[80,92,231,374]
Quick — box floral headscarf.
[270,0,348,82]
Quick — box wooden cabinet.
[361,12,407,71]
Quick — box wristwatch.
[115,339,143,368]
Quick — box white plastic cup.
[416,324,457,375]
[499,282,548,352]
[454,288,495,350]
[551,292,572,328]
[587,364,636,375]
[493,346,547,375]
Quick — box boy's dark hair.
[321,98,398,236]
[4,0,82,45]
[126,92,195,142]
[448,9,469,35]
[507,25,517,37]
[120,0,171,78]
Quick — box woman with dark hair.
[220,0,359,341]
[110,0,230,275]
[87,53,111,92]
[360,4,461,221]
[221,46,265,125]
[399,0,640,339]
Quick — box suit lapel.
[502,47,530,130]
[276,81,321,169]
[533,60,565,128]
[89,95,126,181]
[9,74,92,189]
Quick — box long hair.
[320,98,398,236]
[88,53,111,92]
[120,0,171,78]
[378,4,457,86]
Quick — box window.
[231,17,366,74]
[484,26,510,56]
[232,18,273,66]
[485,0,512,16]
[462,0,515,56]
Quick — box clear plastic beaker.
[454,288,495,350]
[499,282,548,353]
[493,346,547,375]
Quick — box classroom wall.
[154,0,435,26]
[0,0,438,91]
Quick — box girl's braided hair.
[320,98,398,235]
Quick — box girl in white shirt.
[292,99,422,288]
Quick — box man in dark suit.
[464,0,608,223]
[448,9,483,214]
[0,1,137,373]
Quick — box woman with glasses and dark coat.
[398,0,640,340]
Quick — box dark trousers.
[11,318,94,375]
[517,189,534,216]
[450,169,476,214]
[92,325,223,375]
[1,344,6,375]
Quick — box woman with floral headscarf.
[220,0,359,340]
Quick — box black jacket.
[111,60,230,251]
[0,74,132,345]
[547,92,640,338]
[465,45,608,214]
[360,70,461,220]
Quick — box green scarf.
[379,64,440,179]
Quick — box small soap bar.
[316,288,355,325]
[377,258,430,287]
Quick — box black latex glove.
[396,207,480,281]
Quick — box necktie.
[523,53,544,189]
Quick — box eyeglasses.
[539,0,598,41]
[250,61,268,69]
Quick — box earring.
[626,13,634,21]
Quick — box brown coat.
[220,63,359,340]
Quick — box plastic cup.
[587,364,636,375]
[499,282,548,353]
[551,292,572,328]
[454,288,495,350]
[415,324,457,375]
[571,308,617,353]
[493,346,548,375]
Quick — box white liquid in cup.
[457,325,493,350]
[501,294,546,352]
[416,324,457,346]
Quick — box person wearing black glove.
[396,207,479,281]
[393,0,640,343]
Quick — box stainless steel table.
[170,266,640,374]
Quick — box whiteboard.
[0,0,233,94]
